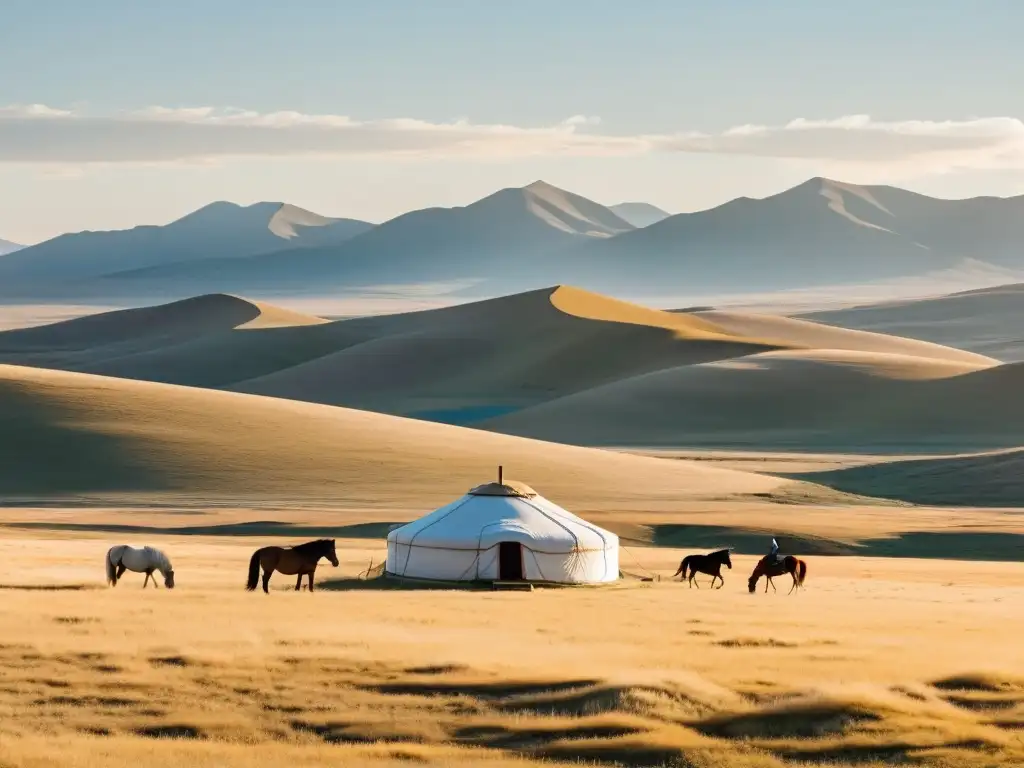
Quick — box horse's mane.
[149,546,172,571]
[709,548,732,556]
[293,539,333,554]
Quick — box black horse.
[673,548,733,589]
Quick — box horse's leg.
[142,571,150,589]
[769,577,776,593]
[116,564,126,582]
[308,567,316,592]
[295,573,303,591]
[262,567,272,594]
[717,573,725,589]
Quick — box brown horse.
[673,548,733,589]
[245,539,339,594]
[747,554,807,594]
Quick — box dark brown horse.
[747,554,807,594]
[246,539,339,594]
[673,548,733,589]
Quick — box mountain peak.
[171,200,282,226]
[523,179,560,193]
[520,182,633,237]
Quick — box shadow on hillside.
[0,520,403,539]
[646,525,856,556]
[0,583,102,591]
[316,576,491,592]
[0,385,173,496]
[409,404,522,426]
[647,524,1024,562]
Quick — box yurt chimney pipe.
[499,465,503,485]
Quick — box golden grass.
[0,534,1021,767]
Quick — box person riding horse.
[769,537,781,566]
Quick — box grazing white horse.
[105,545,175,589]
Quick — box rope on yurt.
[525,547,548,581]
[357,557,386,580]
[521,496,615,579]
[619,544,661,581]
[455,551,482,582]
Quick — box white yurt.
[386,470,619,585]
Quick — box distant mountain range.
[577,178,1024,294]
[0,201,371,289]
[3,177,1024,301]
[0,238,22,256]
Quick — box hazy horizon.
[3,1,1023,244]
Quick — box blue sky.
[2,0,1022,243]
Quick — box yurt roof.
[468,480,537,497]
[387,480,617,552]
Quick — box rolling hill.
[0,201,373,295]
[0,294,337,389]
[687,309,992,365]
[486,350,1024,451]
[0,363,786,507]
[0,287,773,412]
[802,448,1024,507]
[0,286,1001,449]
[230,285,772,417]
[803,283,1024,362]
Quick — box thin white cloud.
[1,105,1022,177]
[0,105,638,164]
[652,115,1024,177]
[0,103,74,118]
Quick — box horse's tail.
[245,549,264,591]
[105,547,119,586]
[796,558,807,586]
[673,555,692,578]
